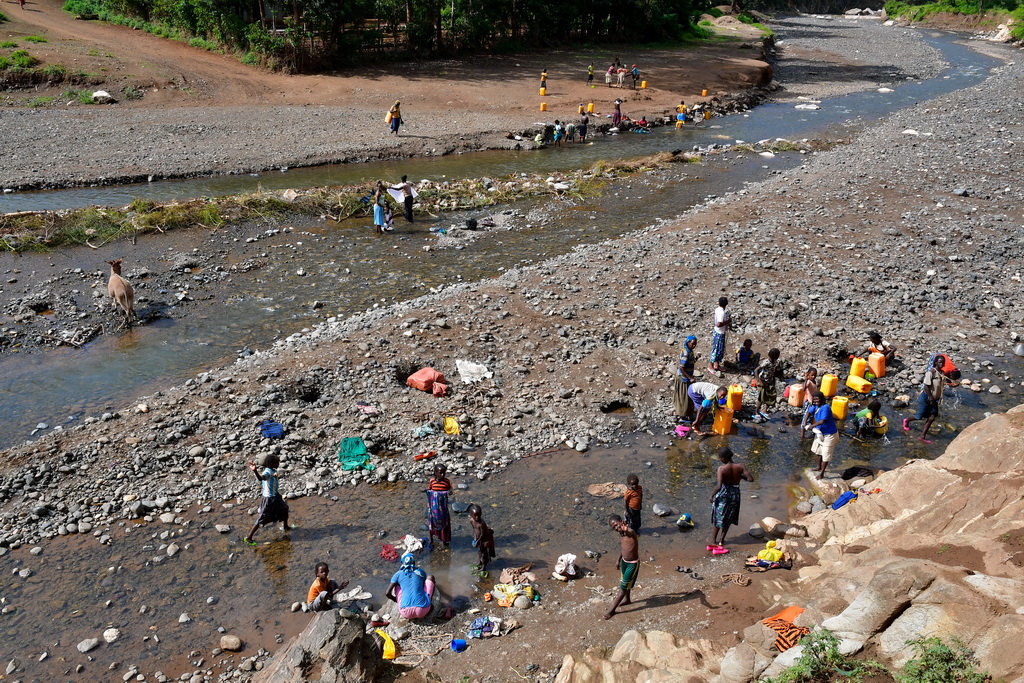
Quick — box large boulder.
[555,630,725,682]
[933,405,1024,473]
[253,611,382,683]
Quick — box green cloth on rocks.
[337,437,375,471]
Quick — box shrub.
[0,10,8,23]
[10,50,38,69]
[44,63,67,78]
[897,637,991,683]
[0,40,18,48]
[240,50,258,65]
[765,629,889,683]
[25,35,48,43]
[0,56,10,70]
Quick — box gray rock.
[220,635,243,651]
[159,512,176,524]
[748,524,765,539]
[251,610,382,682]
[77,638,100,653]
[651,504,673,517]
[179,613,191,624]
[513,595,533,609]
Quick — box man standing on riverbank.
[709,447,753,552]
[709,297,732,377]
[605,514,639,620]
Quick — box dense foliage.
[62,0,715,71]
[885,0,1024,38]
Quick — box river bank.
[0,0,770,192]
[0,13,1022,683]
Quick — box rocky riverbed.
[0,13,1022,683]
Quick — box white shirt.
[713,306,731,335]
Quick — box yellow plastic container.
[539,102,547,112]
[578,104,585,114]
[727,384,744,412]
[787,385,805,407]
[701,88,708,97]
[846,375,873,393]
[868,352,886,378]
[820,374,838,398]
[539,87,546,96]
[831,396,849,420]
[850,357,868,379]
[713,407,734,435]
[874,415,889,435]
[675,120,684,129]
[587,102,594,113]
[704,110,712,120]
[640,80,647,89]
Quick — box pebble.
[220,635,243,651]
[103,628,120,643]
[77,638,100,653]
[179,613,192,624]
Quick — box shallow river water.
[0,29,1020,682]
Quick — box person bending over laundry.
[709,447,753,553]
[467,504,496,572]
[689,381,727,435]
[853,399,883,439]
[386,553,435,619]
[861,332,896,362]
[306,562,349,611]
[604,514,639,620]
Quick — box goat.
[106,258,136,327]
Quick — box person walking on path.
[244,454,292,545]
[387,101,402,136]
[709,297,732,377]
[709,448,753,553]
[903,355,953,442]
[604,514,639,620]
[426,463,452,548]
[468,504,496,573]
[805,391,839,479]
[540,68,548,90]
[587,63,594,85]
[673,335,698,420]
[391,175,415,223]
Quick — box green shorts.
[619,558,639,591]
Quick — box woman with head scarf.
[673,335,698,420]
[386,553,435,619]
[387,101,402,135]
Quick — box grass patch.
[28,95,56,107]
[8,50,39,69]
[765,629,889,683]
[188,36,219,51]
[896,637,991,683]
[25,35,48,43]
[62,89,95,104]
[44,64,67,78]
[0,40,18,48]
[0,10,8,23]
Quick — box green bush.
[0,10,8,23]
[707,6,724,16]
[0,40,18,48]
[0,56,10,69]
[25,35,48,43]
[765,629,889,683]
[240,51,258,65]
[896,637,990,683]
[44,63,67,77]
[10,50,38,69]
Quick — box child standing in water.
[244,454,292,545]
[467,504,496,572]
[623,474,643,532]
[426,464,452,548]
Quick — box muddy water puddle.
[2,366,1021,680]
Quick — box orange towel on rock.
[761,606,809,652]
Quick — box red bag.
[407,367,444,392]
[432,382,448,397]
